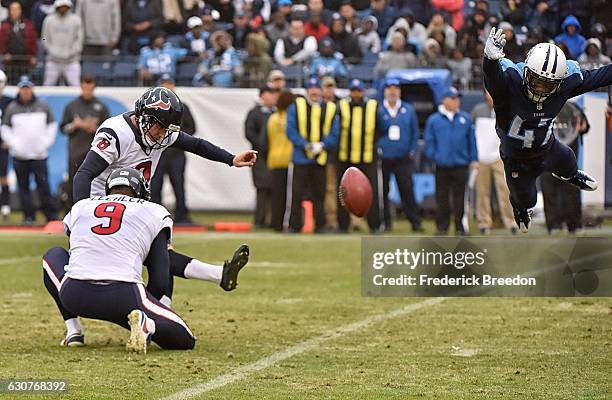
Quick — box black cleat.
[552,170,597,191]
[513,208,532,233]
[220,244,250,291]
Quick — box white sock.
[65,318,83,336]
[144,315,156,335]
[160,295,172,308]
[184,259,222,284]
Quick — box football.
[339,167,373,217]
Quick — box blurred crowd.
[0,0,610,88]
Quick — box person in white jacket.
[472,89,517,235]
[0,77,58,224]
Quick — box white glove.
[306,142,324,155]
[484,27,506,60]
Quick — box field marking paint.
[0,256,40,266]
[160,297,445,400]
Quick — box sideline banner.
[4,86,259,211]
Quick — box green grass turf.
[0,232,610,399]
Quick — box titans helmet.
[524,43,568,103]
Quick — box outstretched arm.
[483,27,510,100]
[73,151,110,202]
[171,131,256,167]
[569,64,612,97]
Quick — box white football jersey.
[89,112,180,196]
[63,194,173,283]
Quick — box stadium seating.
[112,61,138,86]
[81,61,113,85]
[176,62,199,86]
[281,64,305,87]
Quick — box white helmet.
[524,42,567,103]
[0,70,6,91]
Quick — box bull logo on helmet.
[145,88,171,110]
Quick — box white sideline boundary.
[160,297,445,400]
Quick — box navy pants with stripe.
[502,138,577,210]
[42,247,195,350]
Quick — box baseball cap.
[201,5,214,16]
[305,76,321,89]
[349,78,364,90]
[321,76,336,87]
[443,86,462,98]
[187,16,203,29]
[278,0,292,6]
[383,77,400,88]
[319,37,334,48]
[54,0,72,8]
[268,69,286,81]
[17,75,34,88]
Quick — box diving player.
[72,87,252,304]
[483,28,612,232]
[43,167,195,352]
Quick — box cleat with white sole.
[552,170,597,191]
[126,310,151,354]
[60,332,84,347]
[513,208,532,233]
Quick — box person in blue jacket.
[425,87,478,235]
[377,77,422,232]
[554,15,586,60]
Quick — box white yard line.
[160,297,445,400]
[0,256,40,265]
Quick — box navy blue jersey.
[483,58,612,159]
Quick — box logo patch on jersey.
[97,138,111,150]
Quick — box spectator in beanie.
[1,76,58,224]
[309,37,348,82]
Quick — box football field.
[1,231,611,399]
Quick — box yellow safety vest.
[295,96,337,166]
[266,111,293,170]
[338,98,377,164]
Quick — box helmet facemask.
[138,114,180,153]
[524,67,562,103]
